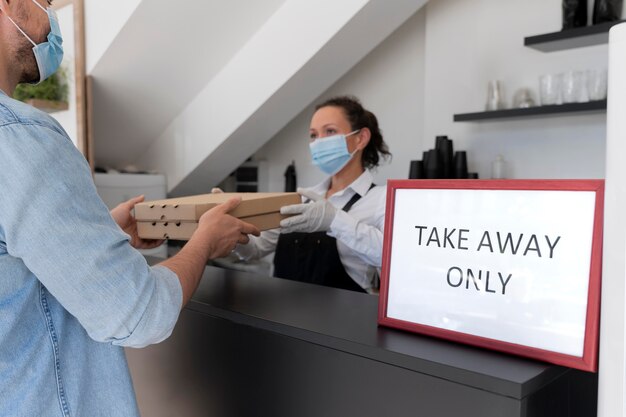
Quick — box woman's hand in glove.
[279,188,337,233]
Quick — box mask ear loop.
[345,129,363,156]
[2,8,37,47]
[31,0,47,12]
[32,0,57,22]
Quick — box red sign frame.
[378,179,604,372]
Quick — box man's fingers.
[138,239,164,249]
[238,234,250,245]
[239,220,260,237]
[216,197,242,213]
[211,187,224,193]
[127,195,145,206]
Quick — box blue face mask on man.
[309,129,360,176]
[4,0,64,84]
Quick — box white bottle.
[491,154,507,179]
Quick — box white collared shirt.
[235,170,386,292]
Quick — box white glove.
[279,188,337,233]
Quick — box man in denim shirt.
[0,1,260,415]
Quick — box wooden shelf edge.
[26,98,69,114]
[52,0,73,10]
[453,100,607,122]
[525,20,626,52]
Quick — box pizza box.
[135,192,301,222]
[137,212,286,240]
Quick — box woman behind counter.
[235,95,391,293]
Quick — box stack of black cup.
[408,135,478,179]
[562,0,623,29]
[593,0,623,24]
[562,0,588,29]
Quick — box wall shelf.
[525,20,626,52]
[453,100,607,122]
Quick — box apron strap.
[272,182,377,293]
[341,183,376,212]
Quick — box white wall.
[423,0,610,180]
[253,7,427,191]
[134,0,428,196]
[91,0,287,169]
[84,0,141,73]
[255,0,618,191]
[599,22,626,417]
[51,0,142,147]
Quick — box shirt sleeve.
[233,193,310,262]
[0,122,182,348]
[233,228,280,261]
[327,189,386,268]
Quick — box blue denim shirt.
[0,92,182,416]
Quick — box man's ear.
[0,0,15,14]
[356,128,371,151]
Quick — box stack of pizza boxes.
[135,193,301,240]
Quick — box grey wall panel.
[128,310,562,417]
[129,261,597,417]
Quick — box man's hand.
[196,197,261,259]
[279,188,337,233]
[160,197,260,308]
[110,195,164,250]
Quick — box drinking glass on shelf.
[512,88,537,108]
[485,80,505,111]
[561,70,586,103]
[539,74,561,105]
[587,68,608,101]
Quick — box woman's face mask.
[4,0,64,84]
[309,130,360,176]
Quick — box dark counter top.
[169,262,568,400]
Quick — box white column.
[598,22,626,417]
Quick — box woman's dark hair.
[315,95,391,169]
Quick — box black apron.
[273,184,375,293]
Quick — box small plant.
[13,67,69,103]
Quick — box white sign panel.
[379,181,604,371]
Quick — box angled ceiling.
[89,0,428,194]
[90,0,286,168]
